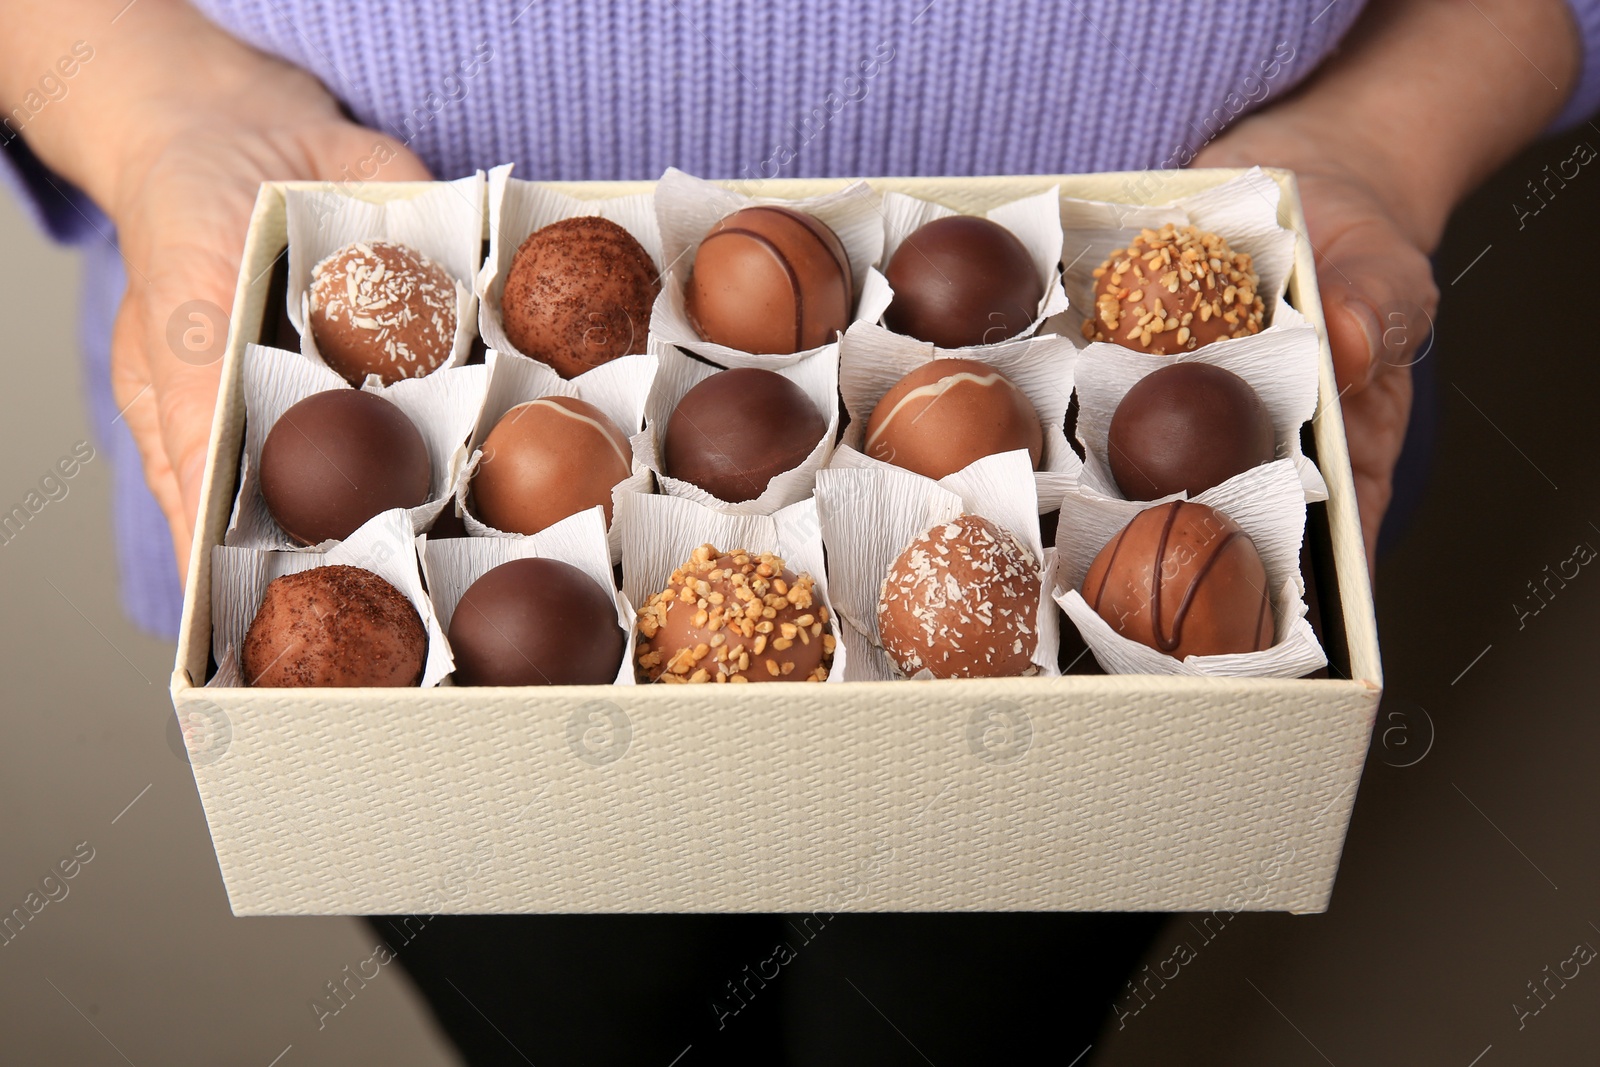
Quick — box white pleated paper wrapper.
[224,343,488,550]
[419,506,638,687]
[861,186,1070,346]
[615,490,847,683]
[284,172,484,382]
[207,508,453,688]
[1045,168,1326,500]
[648,167,889,368]
[1072,304,1327,502]
[635,339,838,515]
[452,346,657,561]
[815,450,1060,682]
[476,163,664,363]
[835,322,1082,513]
[1053,459,1326,678]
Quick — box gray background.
[2,129,1597,1064]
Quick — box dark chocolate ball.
[448,558,625,686]
[502,216,659,378]
[635,545,834,683]
[1082,223,1265,354]
[308,240,458,386]
[1083,500,1274,659]
[259,389,431,545]
[243,565,427,687]
[882,216,1044,349]
[686,206,853,354]
[1107,362,1275,500]
[662,368,827,502]
[877,514,1042,679]
[864,357,1043,480]
[472,395,633,534]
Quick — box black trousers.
[369,912,1163,1066]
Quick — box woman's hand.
[3,0,429,580]
[1196,118,1437,574]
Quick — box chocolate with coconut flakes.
[309,240,457,385]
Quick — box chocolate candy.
[877,515,1041,679]
[635,545,834,683]
[472,396,632,534]
[1107,362,1275,499]
[1082,224,1265,354]
[864,358,1043,480]
[243,565,426,687]
[309,240,457,386]
[686,206,853,354]
[448,558,625,686]
[1083,500,1274,659]
[503,216,659,378]
[662,368,826,502]
[259,389,431,545]
[882,216,1043,348]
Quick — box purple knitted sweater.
[6,0,1600,637]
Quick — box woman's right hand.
[3,0,431,579]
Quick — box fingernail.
[1348,298,1383,387]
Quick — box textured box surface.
[172,171,1382,915]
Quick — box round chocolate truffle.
[662,368,827,502]
[1082,223,1265,354]
[883,216,1044,349]
[308,240,458,386]
[686,206,853,354]
[636,545,834,683]
[448,558,625,686]
[472,395,633,534]
[1107,362,1275,500]
[1083,500,1274,659]
[864,358,1043,480]
[502,216,659,378]
[259,389,431,545]
[877,514,1042,679]
[243,565,426,687]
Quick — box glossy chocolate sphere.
[472,395,633,534]
[883,216,1043,348]
[661,368,826,502]
[864,358,1042,479]
[448,558,625,686]
[1107,361,1275,499]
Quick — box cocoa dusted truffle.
[472,395,632,534]
[259,389,431,545]
[309,240,458,386]
[1107,362,1275,500]
[243,565,427,687]
[636,545,834,683]
[662,368,827,503]
[686,206,853,354]
[1082,223,1265,354]
[864,358,1043,480]
[448,558,625,686]
[877,514,1041,679]
[883,216,1044,348]
[502,216,659,378]
[1083,500,1274,659]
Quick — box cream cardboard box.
[171,172,1381,916]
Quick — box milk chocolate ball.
[686,206,853,354]
[259,389,431,545]
[864,358,1043,480]
[309,240,457,386]
[472,395,633,534]
[635,545,834,683]
[502,216,659,378]
[1083,500,1274,659]
[662,368,827,502]
[877,515,1041,679]
[1108,362,1275,499]
[883,216,1044,348]
[448,558,625,686]
[1082,224,1265,354]
[243,565,426,687]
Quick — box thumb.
[1314,220,1438,395]
[302,125,435,184]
